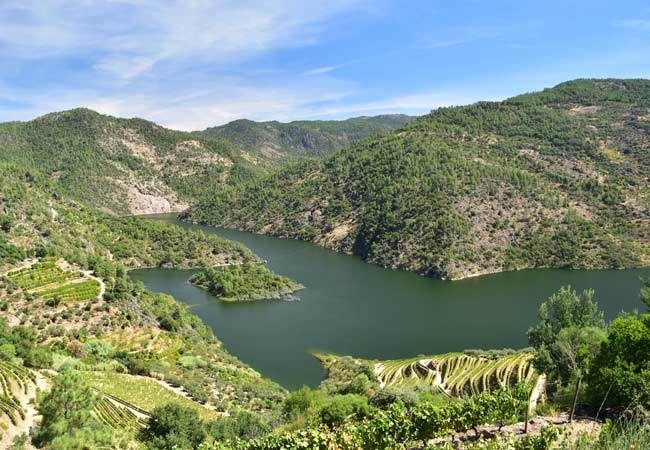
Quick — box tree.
[281,386,324,422]
[587,313,650,411]
[640,278,650,310]
[555,326,606,421]
[34,370,99,446]
[318,394,371,427]
[527,286,605,382]
[205,410,269,441]
[140,404,206,450]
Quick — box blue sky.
[0,0,648,130]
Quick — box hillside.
[184,79,650,279]
[199,114,415,159]
[0,109,273,215]
[0,163,287,429]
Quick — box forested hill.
[184,79,650,280]
[199,114,415,158]
[0,108,272,215]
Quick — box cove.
[130,215,650,390]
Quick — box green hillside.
[0,109,270,215]
[200,114,415,159]
[184,79,650,279]
[0,163,287,422]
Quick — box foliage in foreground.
[198,386,532,450]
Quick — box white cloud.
[303,65,341,76]
[0,0,368,79]
[298,91,499,119]
[614,19,650,30]
[0,1,504,130]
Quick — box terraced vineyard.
[5,259,101,303]
[374,352,540,397]
[37,279,101,303]
[93,396,149,431]
[84,371,219,421]
[107,328,183,361]
[6,260,81,291]
[0,360,35,425]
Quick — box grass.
[83,371,219,421]
[570,420,650,449]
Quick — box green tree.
[34,370,99,446]
[555,326,606,421]
[318,394,371,427]
[587,313,650,411]
[640,278,650,310]
[527,286,605,381]
[281,386,324,422]
[140,403,206,450]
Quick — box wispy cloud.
[613,19,650,30]
[0,0,376,128]
[302,65,341,76]
[300,91,500,119]
[0,0,369,79]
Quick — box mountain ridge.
[199,114,415,159]
[183,78,650,279]
[0,109,413,215]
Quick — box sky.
[0,0,649,130]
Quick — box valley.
[185,79,650,280]
[0,79,648,449]
[131,215,649,390]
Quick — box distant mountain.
[199,114,415,158]
[184,79,650,279]
[0,109,270,215]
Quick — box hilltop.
[184,79,650,279]
[199,114,415,159]
[0,110,413,216]
[0,109,272,215]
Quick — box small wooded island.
[190,263,303,301]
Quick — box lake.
[130,215,650,390]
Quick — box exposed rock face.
[127,186,188,215]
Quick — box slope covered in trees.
[185,79,650,279]
[0,163,286,437]
[0,109,271,215]
[200,115,415,159]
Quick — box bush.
[140,404,206,450]
[319,394,371,427]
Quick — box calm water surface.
[130,215,650,389]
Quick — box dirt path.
[3,259,38,275]
[82,270,106,299]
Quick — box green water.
[130,215,650,390]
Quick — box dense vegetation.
[0,163,256,271]
[190,263,303,301]
[0,109,270,214]
[186,79,650,279]
[0,162,287,446]
[200,115,414,159]
[1,78,650,449]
